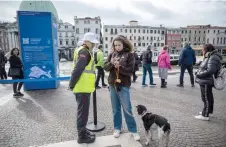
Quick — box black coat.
[133,52,141,71]
[9,55,24,78]
[195,50,222,85]
[140,50,152,64]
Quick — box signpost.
[17,11,60,90]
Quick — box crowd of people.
[0,32,223,144]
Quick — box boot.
[77,132,95,144]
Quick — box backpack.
[213,65,226,90]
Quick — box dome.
[19,0,59,22]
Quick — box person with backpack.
[95,44,107,89]
[140,45,156,87]
[195,44,222,121]
[0,48,7,80]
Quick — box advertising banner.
[17,11,60,90]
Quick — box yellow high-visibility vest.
[72,46,95,93]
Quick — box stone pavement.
[0,75,226,147]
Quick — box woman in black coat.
[8,48,24,98]
[195,44,222,121]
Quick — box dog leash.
[113,66,134,117]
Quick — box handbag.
[8,68,21,77]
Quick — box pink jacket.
[157,50,172,69]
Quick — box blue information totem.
[17,11,60,90]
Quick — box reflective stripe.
[84,70,95,74]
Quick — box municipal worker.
[95,44,108,89]
[69,32,98,144]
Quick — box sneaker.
[177,84,184,87]
[161,85,167,88]
[113,130,121,138]
[13,93,20,98]
[199,112,213,117]
[191,84,195,87]
[195,115,209,121]
[77,134,95,144]
[141,84,148,87]
[149,83,156,86]
[17,92,24,97]
[102,84,108,87]
[96,86,101,89]
[131,133,140,141]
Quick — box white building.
[0,22,9,53]
[58,20,76,48]
[205,26,226,51]
[103,21,166,57]
[74,16,102,44]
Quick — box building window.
[134,43,136,47]
[204,31,205,34]
[158,30,160,34]
[224,37,226,44]
[194,37,196,41]
[154,30,156,34]
[60,40,62,45]
[195,31,196,34]
[142,43,145,47]
[105,37,108,41]
[65,32,68,37]
[115,28,117,34]
[111,29,113,34]
[218,30,220,33]
[95,21,98,24]
[105,28,108,32]
[142,36,144,40]
[213,38,215,44]
[130,29,132,33]
[185,38,187,41]
[84,28,87,33]
[181,38,183,41]
[154,43,156,47]
[96,28,99,34]
[147,30,149,33]
[130,36,132,40]
[162,31,165,35]
[121,29,123,32]
[198,37,200,42]
[134,36,136,40]
[185,30,187,34]
[208,30,209,33]
[154,37,156,40]
[125,29,127,33]
[66,40,68,45]
[161,43,164,47]
[214,30,215,33]
[147,37,149,40]
[182,30,184,34]
[65,26,68,29]
[76,21,79,24]
[217,37,219,44]
[138,43,141,46]
[150,30,153,33]
[76,28,79,34]
[189,37,191,41]
[72,41,74,45]
[138,29,140,33]
[84,20,86,24]
[207,38,209,43]
[143,29,145,33]
[199,31,201,34]
[151,36,153,40]
[220,37,223,44]
[189,30,191,34]
[111,37,113,42]
[105,44,108,48]
[134,29,136,33]
[59,33,62,36]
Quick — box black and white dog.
[136,105,171,146]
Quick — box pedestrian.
[8,48,24,98]
[0,48,7,79]
[104,35,140,141]
[69,32,98,144]
[157,46,172,88]
[195,44,222,121]
[95,44,108,89]
[140,45,156,87]
[177,42,196,87]
[132,50,140,82]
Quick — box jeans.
[200,85,214,117]
[12,76,23,93]
[142,64,154,85]
[75,93,91,137]
[179,64,194,85]
[95,66,106,86]
[109,85,137,133]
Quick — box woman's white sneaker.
[195,115,209,121]
[113,130,121,138]
[131,133,140,141]
[199,112,213,117]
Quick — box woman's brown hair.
[203,44,215,53]
[111,35,133,52]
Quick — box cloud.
[0,0,225,27]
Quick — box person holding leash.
[104,35,140,141]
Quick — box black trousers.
[12,76,23,94]
[75,93,91,137]
[200,84,214,117]
[132,71,137,82]
[179,64,194,85]
[95,66,105,86]
[0,67,7,79]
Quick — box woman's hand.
[114,61,120,68]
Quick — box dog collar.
[141,111,148,117]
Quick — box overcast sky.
[0,0,225,27]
